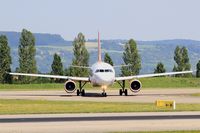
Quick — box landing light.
[101,85,107,90]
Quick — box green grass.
[191,93,200,97]
[1,99,200,115]
[0,83,63,91]
[0,77,199,91]
[139,77,200,88]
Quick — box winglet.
[98,32,102,62]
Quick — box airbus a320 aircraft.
[10,33,193,97]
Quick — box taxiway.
[0,112,200,133]
[1,89,200,132]
[0,89,200,103]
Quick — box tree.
[18,29,37,83]
[0,35,12,83]
[173,46,181,71]
[121,39,141,76]
[51,53,64,82]
[51,53,64,75]
[69,33,89,76]
[196,60,200,78]
[182,47,191,71]
[154,62,166,74]
[173,46,191,77]
[104,53,113,66]
[64,68,70,76]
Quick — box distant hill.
[1,31,200,74]
[138,39,200,46]
[0,31,71,46]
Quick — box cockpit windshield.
[100,69,104,72]
[95,69,113,73]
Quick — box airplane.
[9,32,193,97]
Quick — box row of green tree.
[0,29,200,84]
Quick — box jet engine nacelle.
[64,80,76,93]
[130,79,142,93]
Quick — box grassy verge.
[0,77,199,91]
[139,77,200,88]
[0,99,200,115]
[0,83,63,91]
[191,93,200,97]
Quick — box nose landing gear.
[102,92,107,97]
[101,85,107,97]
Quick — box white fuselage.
[89,62,115,87]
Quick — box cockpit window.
[95,69,100,73]
[95,69,113,73]
[105,69,109,72]
[105,69,113,72]
[100,69,104,72]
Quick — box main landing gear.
[77,81,87,96]
[117,80,128,96]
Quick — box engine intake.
[64,80,76,93]
[130,79,141,93]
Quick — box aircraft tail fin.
[98,32,102,62]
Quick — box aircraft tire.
[81,89,85,96]
[102,92,107,97]
[119,89,123,96]
[77,90,80,96]
[124,89,128,96]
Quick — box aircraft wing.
[115,70,193,81]
[9,73,89,82]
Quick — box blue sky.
[0,0,200,40]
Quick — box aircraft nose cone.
[103,76,113,81]
[98,74,114,85]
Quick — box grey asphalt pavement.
[1,89,200,103]
[0,112,200,133]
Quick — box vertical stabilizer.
[98,32,102,62]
